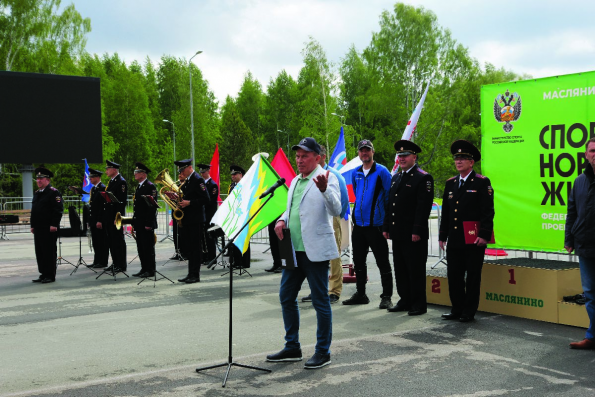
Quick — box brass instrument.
[155,169,184,224]
[115,212,156,244]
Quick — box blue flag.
[329,126,347,171]
[82,159,91,203]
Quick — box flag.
[211,153,288,254]
[270,148,296,187]
[329,126,348,171]
[340,156,363,203]
[209,143,222,204]
[392,82,430,175]
[82,159,91,203]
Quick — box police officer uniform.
[88,168,109,268]
[103,160,128,272]
[198,163,219,263]
[131,162,158,277]
[31,167,64,283]
[383,140,434,315]
[439,140,495,322]
[228,164,251,269]
[175,159,211,283]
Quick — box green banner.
[481,71,595,252]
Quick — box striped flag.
[392,82,430,175]
[82,159,91,203]
[329,126,348,171]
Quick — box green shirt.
[288,170,316,252]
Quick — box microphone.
[259,178,285,199]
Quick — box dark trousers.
[268,220,281,268]
[90,225,109,266]
[135,228,156,274]
[231,244,251,268]
[106,224,127,269]
[181,223,203,277]
[392,239,428,311]
[33,227,58,280]
[446,244,486,317]
[352,225,393,298]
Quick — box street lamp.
[277,129,290,155]
[163,119,176,166]
[189,50,203,169]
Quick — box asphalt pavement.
[0,232,593,397]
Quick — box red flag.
[209,143,222,204]
[270,148,296,187]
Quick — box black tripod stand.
[68,187,96,275]
[55,228,73,267]
[196,192,278,387]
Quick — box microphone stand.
[68,187,96,275]
[196,191,276,387]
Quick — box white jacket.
[280,165,342,262]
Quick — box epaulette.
[446,176,457,181]
[416,168,428,175]
[50,187,58,191]
[475,174,486,179]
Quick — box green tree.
[219,96,252,192]
[236,71,264,152]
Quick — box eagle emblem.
[494,89,522,133]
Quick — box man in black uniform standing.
[88,168,109,269]
[103,160,128,273]
[198,163,219,263]
[131,162,158,278]
[30,166,64,283]
[439,140,495,323]
[228,164,251,269]
[383,140,434,316]
[175,159,211,283]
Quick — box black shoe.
[266,348,302,362]
[304,352,331,369]
[41,278,55,284]
[387,305,409,313]
[379,297,392,309]
[92,263,107,269]
[273,267,282,273]
[408,309,427,316]
[132,271,143,277]
[459,315,475,323]
[113,267,126,273]
[178,275,190,282]
[265,266,281,272]
[104,265,114,272]
[32,277,43,283]
[169,254,180,260]
[343,291,370,305]
[301,294,312,302]
[441,313,461,320]
[329,294,340,304]
[139,272,154,278]
[185,276,200,284]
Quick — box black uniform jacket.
[89,182,106,225]
[31,185,64,228]
[179,171,210,226]
[383,165,434,240]
[133,180,158,230]
[439,170,495,247]
[205,178,219,222]
[103,173,128,224]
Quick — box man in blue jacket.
[565,137,595,350]
[343,139,394,309]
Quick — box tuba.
[115,212,133,230]
[155,169,184,224]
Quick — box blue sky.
[68,0,595,103]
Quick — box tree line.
[0,1,524,198]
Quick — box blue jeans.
[579,256,595,340]
[279,251,332,355]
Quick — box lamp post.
[163,119,176,165]
[277,129,290,155]
[189,50,203,169]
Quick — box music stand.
[55,227,73,267]
[96,191,129,280]
[196,192,277,387]
[206,226,228,270]
[67,186,96,275]
[162,219,186,267]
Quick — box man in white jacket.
[267,137,342,369]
